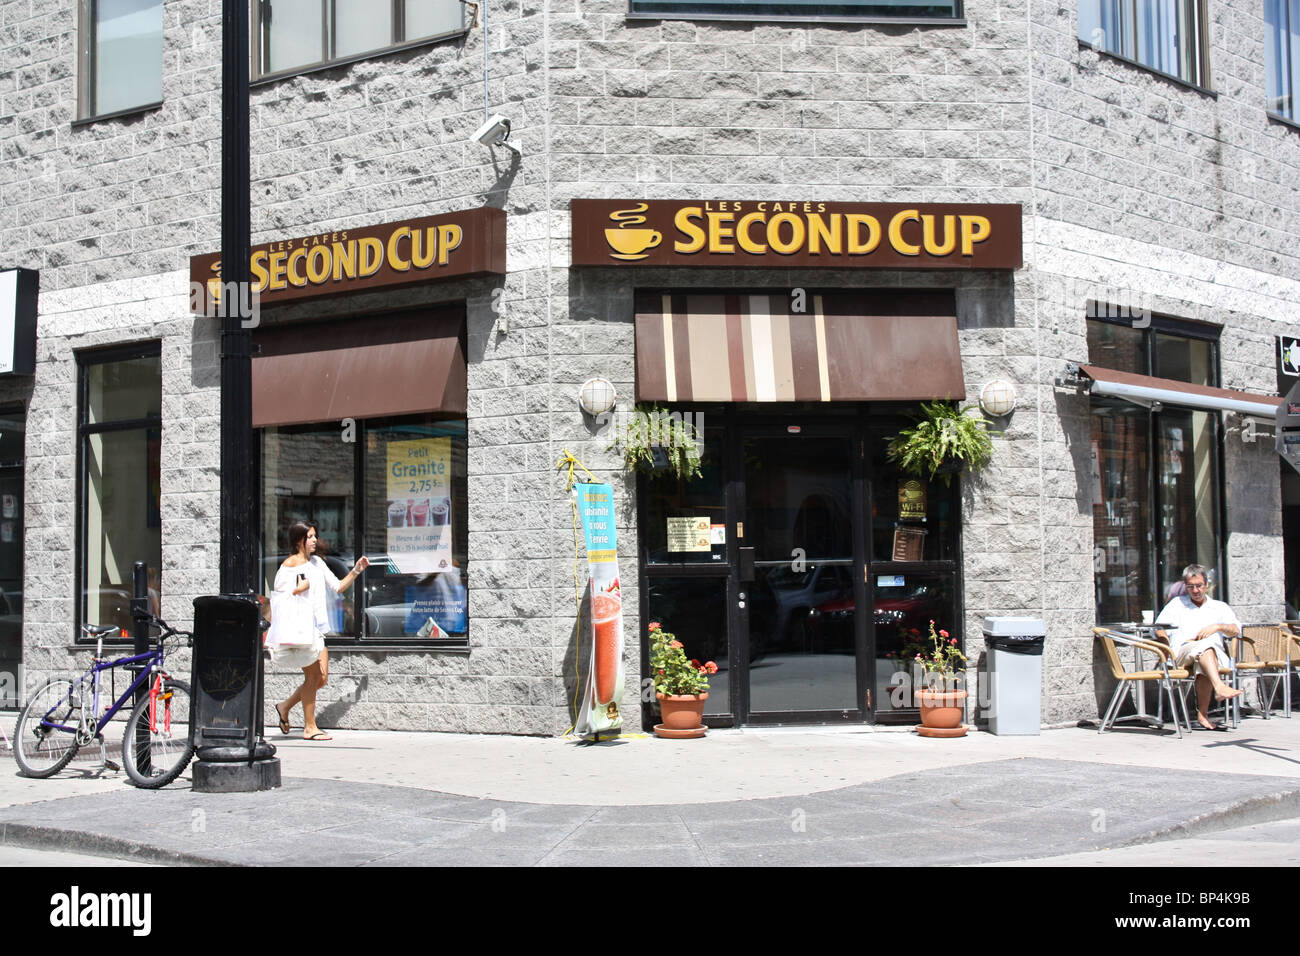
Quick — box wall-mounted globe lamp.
[578,378,617,417]
[978,380,1017,417]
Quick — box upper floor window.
[1266,0,1299,121]
[253,0,468,80]
[1078,0,1209,87]
[78,0,164,119]
[627,0,961,22]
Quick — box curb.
[1110,786,1300,849]
[0,821,235,867]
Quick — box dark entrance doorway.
[639,405,962,727]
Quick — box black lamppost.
[189,0,279,792]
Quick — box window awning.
[252,306,466,428]
[634,291,966,403]
[1074,363,1279,418]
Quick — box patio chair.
[1093,627,1192,737]
[1234,627,1291,718]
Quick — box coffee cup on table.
[1141,610,1154,625]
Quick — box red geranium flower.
[671,640,684,649]
[939,629,949,638]
[648,622,662,632]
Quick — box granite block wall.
[3,0,1297,731]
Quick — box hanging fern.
[886,401,996,486]
[610,404,704,481]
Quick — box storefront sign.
[572,200,1022,269]
[385,437,452,573]
[667,516,711,552]
[1281,336,1300,377]
[0,268,37,375]
[1277,378,1300,474]
[575,483,624,737]
[189,207,506,312]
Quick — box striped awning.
[634,291,965,403]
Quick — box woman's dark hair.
[288,521,315,555]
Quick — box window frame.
[1077,0,1211,92]
[1266,0,1299,124]
[75,341,163,645]
[625,0,964,25]
[1085,312,1229,621]
[75,0,165,123]
[251,0,471,84]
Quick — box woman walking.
[270,521,368,741]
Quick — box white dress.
[270,556,340,669]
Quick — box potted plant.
[648,621,717,739]
[913,620,969,738]
[611,404,703,482]
[886,401,996,486]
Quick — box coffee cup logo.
[605,203,662,260]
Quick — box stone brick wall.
[3,0,1296,731]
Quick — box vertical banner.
[575,483,624,736]
[386,437,453,573]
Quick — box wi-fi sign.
[1281,336,1300,377]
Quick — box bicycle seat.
[83,624,122,636]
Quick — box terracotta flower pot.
[916,687,967,738]
[655,692,708,739]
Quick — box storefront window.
[1087,316,1224,621]
[260,414,467,643]
[78,345,162,637]
[0,408,24,706]
[642,416,725,566]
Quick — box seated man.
[1157,564,1243,731]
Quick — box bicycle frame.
[37,646,168,740]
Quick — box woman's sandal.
[304,731,332,741]
[275,703,291,735]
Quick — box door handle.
[739,547,755,582]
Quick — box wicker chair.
[1093,627,1192,737]
[1150,626,1241,728]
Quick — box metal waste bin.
[983,616,1045,735]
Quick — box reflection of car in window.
[750,563,853,655]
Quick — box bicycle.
[13,614,194,789]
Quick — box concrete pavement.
[0,717,1298,865]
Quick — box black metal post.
[130,560,151,775]
[189,0,279,792]
[220,0,253,595]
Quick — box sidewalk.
[1,718,1298,866]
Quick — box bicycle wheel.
[121,677,194,789]
[14,680,82,778]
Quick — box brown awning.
[252,306,465,428]
[1078,364,1278,418]
[635,291,965,403]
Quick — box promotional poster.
[574,482,624,736]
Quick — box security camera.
[471,114,521,157]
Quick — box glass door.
[738,422,864,722]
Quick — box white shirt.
[1155,595,1239,654]
[276,556,341,637]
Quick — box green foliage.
[648,621,716,696]
[886,401,996,486]
[611,404,703,481]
